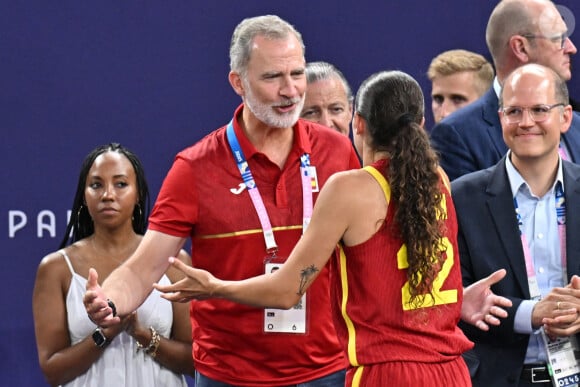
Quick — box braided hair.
[59,143,150,248]
[355,71,445,309]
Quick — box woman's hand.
[153,257,219,302]
[462,269,512,331]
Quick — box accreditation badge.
[543,330,580,386]
[263,263,306,333]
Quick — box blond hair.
[427,49,494,96]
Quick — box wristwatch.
[92,328,110,348]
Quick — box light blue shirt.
[506,152,565,364]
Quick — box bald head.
[486,0,575,81]
[486,0,536,64]
[500,63,568,108]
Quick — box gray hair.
[229,15,305,75]
[305,61,353,102]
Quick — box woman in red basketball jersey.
[155,71,511,386]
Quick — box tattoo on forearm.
[297,265,319,295]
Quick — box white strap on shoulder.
[58,249,75,275]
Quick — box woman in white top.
[33,143,194,386]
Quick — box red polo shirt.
[149,104,360,385]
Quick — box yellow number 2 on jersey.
[397,194,458,310]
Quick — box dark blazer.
[430,88,580,181]
[451,157,580,386]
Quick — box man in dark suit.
[452,63,580,386]
[431,0,579,181]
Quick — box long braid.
[355,71,446,309]
[389,118,444,309]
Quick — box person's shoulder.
[38,250,65,266]
[318,168,363,192]
[318,169,374,208]
[563,159,580,175]
[564,162,580,192]
[175,124,229,163]
[327,168,367,184]
[451,164,496,194]
[330,168,390,197]
[36,248,70,281]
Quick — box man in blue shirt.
[452,63,580,386]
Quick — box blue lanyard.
[514,183,566,298]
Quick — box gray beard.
[243,86,304,129]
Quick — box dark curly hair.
[355,70,446,309]
[59,143,150,248]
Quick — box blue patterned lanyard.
[226,120,313,257]
[514,183,566,298]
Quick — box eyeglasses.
[500,103,565,124]
[522,32,569,49]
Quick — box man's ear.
[560,105,573,134]
[228,71,244,97]
[509,35,530,63]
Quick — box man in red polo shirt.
[84,14,512,386]
[84,15,358,386]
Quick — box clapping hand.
[83,268,121,327]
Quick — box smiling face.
[301,77,353,136]
[84,151,138,231]
[500,66,572,168]
[235,33,306,129]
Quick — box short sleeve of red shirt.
[148,153,199,237]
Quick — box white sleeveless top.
[60,250,187,387]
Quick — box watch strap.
[107,299,117,317]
